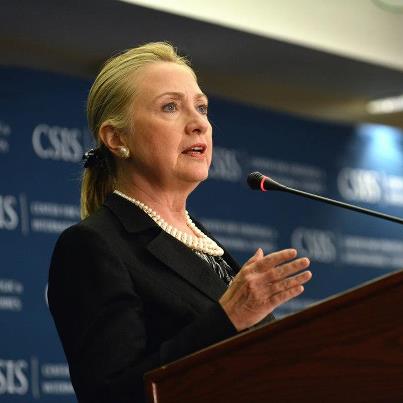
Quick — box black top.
[48,193,275,403]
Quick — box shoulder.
[50,207,125,274]
[56,205,120,246]
[48,206,133,298]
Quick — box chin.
[180,169,209,185]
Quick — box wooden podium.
[145,270,403,402]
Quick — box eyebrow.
[153,92,208,102]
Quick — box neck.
[116,175,196,231]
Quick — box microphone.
[247,171,403,225]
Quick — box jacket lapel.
[104,193,228,302]
[147,231,228,302]
[191,216,242,274]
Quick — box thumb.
[245,248,264,265]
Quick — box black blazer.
[48,193,244,403]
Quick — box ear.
[99,122,127,158]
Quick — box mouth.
[181,143,207,157]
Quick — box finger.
[269,270,312,294]
[269,284,305,310]
[266,257,311,282]
[253,248,297,273]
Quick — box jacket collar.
[104,192,158,233]
[103,192,229,302]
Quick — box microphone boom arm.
[281,183,403,225]
[248,172,403,225]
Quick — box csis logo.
[337,168,382,203]
[32,124,83,162]
[291,228,337,263]
[0,359,29,395]
[209,147,242,182]
[0,121,11,154]
[0,195,19,230]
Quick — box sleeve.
[48,224,237,403]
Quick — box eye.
[197,104,208,115]
[162,102,177,113]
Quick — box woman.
[48,42,312,403]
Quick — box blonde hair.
[81,42,193,218]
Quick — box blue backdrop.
[1,67,402,401]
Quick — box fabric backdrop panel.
[0,67,402,402]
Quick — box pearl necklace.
[113,190,224,257]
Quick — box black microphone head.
[247,172,265,190]
[247,172,285,191]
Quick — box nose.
[185,111,210,136]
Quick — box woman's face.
[125,61,212,191]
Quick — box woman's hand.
[219,248,312,331]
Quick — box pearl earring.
[119,146,130,159]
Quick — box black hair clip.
[82,148,105,168]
